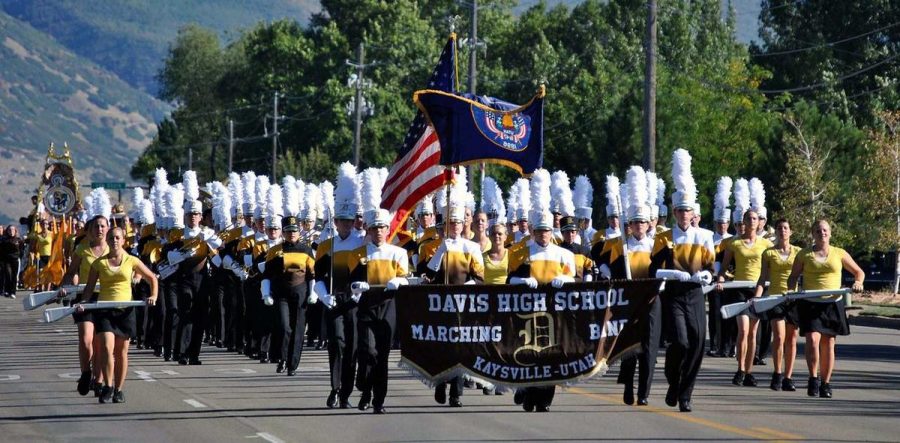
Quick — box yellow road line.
[752,427,804,440]
[568,387,803,441]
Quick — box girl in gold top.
[471,211,491,252]
[60,215,109,397]
[755,219,802,392]
[786,220,864,399]
[483,224,509,285]
[81,227,158,404]
[716,209,772,388]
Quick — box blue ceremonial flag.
[414,85,545,175]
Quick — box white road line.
[246,433,284,443]
[53,329,65,334]
[183,399,207,408]
[0,375,21,381]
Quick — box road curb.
[849,315,900,330]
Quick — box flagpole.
[444,167,452,286]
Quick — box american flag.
[382,34,457,239]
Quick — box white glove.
[656,269,691,281]
[598,264,612,279]
[243,254,253,268]
[206,235,223,250]
[261,279,274,306]
[510,277,539,289]
[223,255,234,268]
[551,275,574,288]
[464,280,476,285]
[257,262,266,273]
[211,254,223,267]
[307,291,319,305]
[351,281,370,294]
[691,270,713,285]
[584,274,594,282]
[350,292,362,303]
[386,277,408,291]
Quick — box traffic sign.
[90,182,126,190]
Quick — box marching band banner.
[394,279,662,388]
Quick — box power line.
[751,22,900,58]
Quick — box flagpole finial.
[448,15,461,34]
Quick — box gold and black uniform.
[316,233,364,404]
[649,224,715,407]
[263,241,316,373]
[349,242,409,410]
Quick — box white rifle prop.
[720,288,849,320]
[43,300,148,323]
[701,280,765,295]
[23,284,85,311]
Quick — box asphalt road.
[1,292,898,443]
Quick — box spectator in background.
[0,225,24,298]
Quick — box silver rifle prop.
[23,284,93,311]
[720,288,849,319]
[43,300,148,323]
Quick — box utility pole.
[209,142,216,179]
[228,119,234,173]
[642,0,657,172]
[271,91,279,180]
[346,43,376,168]
[353,43,365,168]
[188,146,193,170]
[464,0,486,194]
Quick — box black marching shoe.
[449,396,462,407]
[770,373,783,391]
[732,370,746,386]
[358,391,372,411]
[326,390,339,409]
[99,385,113,404]
[665,385,678,407]
[623,384,635,405]
[819,382,833,398]
[178,357,188,365]
[513,389,525,405]
[153,347,163,358]
[259,352,270,364]
[373,405,386,414]
[93,381,103,398]
[678,400,692,412]
[807,377,820,397]
[523,396,535,412]
[287,367,297,376]
[782,377,797,391]
[535,405,550,413]
[742,373,758,387]
[637,398,649,406]
[189,358,202,365]
[339,398,352,409]
[112,389,125,403]
[276,360,286,374]
[753,356,766,366]
[77,371,92,396]
[434,387,447,405]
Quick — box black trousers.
[210,270,227,343]
[277,287,308,370]
[145,281,165,349]
[0,259,17,294]
[618,295,662,399]
[326,293,357,399]
[306,302,324,345]
[663,284,706,403]
[223,273,244,350]
[437,377,464,399]
[162,279,180,358]
[524,386,555,408]
[707,292,722,353]
[242,279,258,353]
[356,299,395,407]
[132,280,149,344]
[174,272,204,359]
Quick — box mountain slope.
[0,0,320,93]
[0,11,168,224]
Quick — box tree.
[861,111,900,292]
